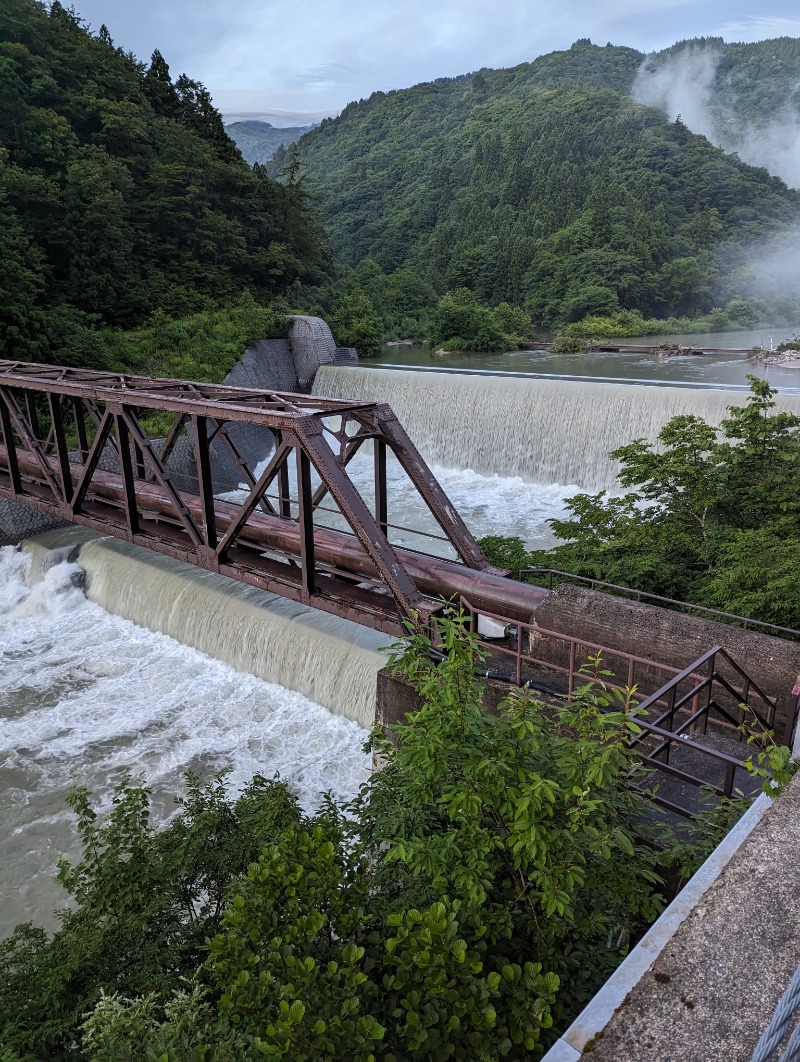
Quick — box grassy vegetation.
[97,295,288,383]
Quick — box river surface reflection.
[372,327,800,393]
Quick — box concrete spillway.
[23,527,387,728]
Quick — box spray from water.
[314,367,800,492]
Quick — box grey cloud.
[70,0,800,115]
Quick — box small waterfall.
[23,528,386,728]
[314,367,800,490]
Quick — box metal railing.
[517,567,800,640]
[458,595,786,819]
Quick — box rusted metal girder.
[0,360,547,632]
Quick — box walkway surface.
[550,770,800,1061]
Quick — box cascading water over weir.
[313,366,800,491]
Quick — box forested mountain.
[280,39,800,328]
[0,0,328,365]
[225,120,314,165]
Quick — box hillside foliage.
[279,39,800,333]
[0,0,328,367]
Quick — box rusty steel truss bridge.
[0,359,546,633]
[0,358,790,820]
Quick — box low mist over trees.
[279,39,800,334]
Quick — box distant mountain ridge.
[277,37,800,327]
[225,120,316,165]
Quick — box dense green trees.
[281,40,800,332]
[0,621,683,1059]
[428,288,527,351]
[0,0,328,366]
[329,285,385,356]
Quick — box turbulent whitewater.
[0,544,371,937]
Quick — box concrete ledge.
[543,773,800,1061]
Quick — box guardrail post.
[724,760,735,797]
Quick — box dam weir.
[5,352,800,936]
[14,361,799,732]
[24,527,386,729]
[313,366,800,492]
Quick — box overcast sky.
[71,1,800,125]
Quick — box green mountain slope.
[283,39,800,327]
[225,120,314,165]
[639,37,800,128]
[0,0,327,364]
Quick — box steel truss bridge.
[0,359,545,633]
[0,359,787,820]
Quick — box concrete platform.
[544,771,800,1061]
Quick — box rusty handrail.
[517,567,800,640]
[457,595,784,818]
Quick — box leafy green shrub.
[0,772,301,1059]
[551,333,590,353]
[330,285,385,356]
[99,292,288,382]
[5,616,792,1058]
[478,534,532,573]
[493,302,532,342]
[428,289,513,352]
[537,378,800,627]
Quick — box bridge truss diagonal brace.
[214,438,294,560]
[369,404,495,573]
[294,418,435,620]
[0,387,65,504]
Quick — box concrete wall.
[0,500,68,548]
[530,584,800,742]
[376,667,516,741]
[547,774,800,1061]
[288,314,337,390]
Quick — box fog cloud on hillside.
[723,223,800,301]
[632,46,800,188]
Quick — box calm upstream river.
[373,327,800,394]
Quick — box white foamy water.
[0,545,371,938]
[314,367,800,492]
[221,448,576,557]
[343,455,576,553]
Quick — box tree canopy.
[504,379,800,629]
[0,0,329,366]
[278,39,800,331]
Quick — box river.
[373,326,800,393]
[0,546,371,938]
